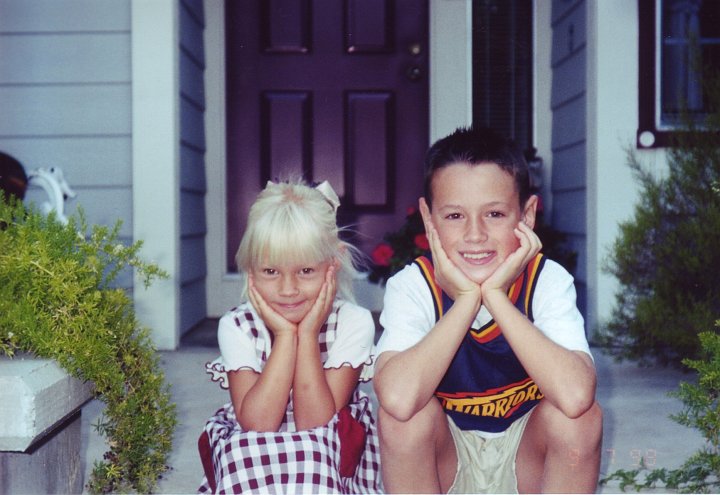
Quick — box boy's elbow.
[380,395,418,423]
[560,378,597,419]
[374,379,418,422]
[560,394,595,419]
[556,354,598,419]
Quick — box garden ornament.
[27,167,76,224]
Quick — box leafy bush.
[0,198,176,493]
[368,206,428,285]
[600,74,720,367]
[601,327,720,493]
[533,203,577,275]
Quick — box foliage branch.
[601,327,720,493]
[367,206,428,285]
[0,197,176,494]
[600,70,720,366]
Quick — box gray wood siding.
[0,0,133,285]
[178,0,207,333]
[550,0,587,315]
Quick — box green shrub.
[533,206,577,275]
[0,198,176,494]
[367,206,427,285]
[600,73,720,367]
[601,326,720,493]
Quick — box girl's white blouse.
[207,299,376,388]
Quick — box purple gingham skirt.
[198,392,383,494]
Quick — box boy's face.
[425,162,537,285]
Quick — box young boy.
[373,126,602,493]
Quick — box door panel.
[261,91,313,181]
[347,91,393,207]
[225,0,429,271]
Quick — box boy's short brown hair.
[423,126,531,210]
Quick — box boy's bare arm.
[375,204,482,421]
[483,288,597,418]
[374,291,480,421]
[480,222,596,418]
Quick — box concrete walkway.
[80,329,706,494]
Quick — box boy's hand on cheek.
[248,276,298,338]
[419,198,481,302]
[481,221,542,299]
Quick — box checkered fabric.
[197,391,382,494]
[199,302,382,493]
[205,302,340,396]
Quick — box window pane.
[660,0,720,128]
[472,0,533,152]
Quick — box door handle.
[406,66,422,81]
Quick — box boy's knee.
[543,400,603,450]
[570,401,603,442]
[519,402,602,493]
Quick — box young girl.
[199,179,382,494]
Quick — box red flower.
[413,233,429,250]
[371,243,394,266]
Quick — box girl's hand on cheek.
[482,221,542,297]
[419,198,480,302]
[298,263,337,339]
[248,276,297,338]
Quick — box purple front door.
[225,0,429,270]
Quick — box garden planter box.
[0,355,94,494]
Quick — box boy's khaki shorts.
[447,409,534,494]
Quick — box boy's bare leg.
[516,400,603,493]
[378,399,458,493]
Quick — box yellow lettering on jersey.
[436,379,544,419]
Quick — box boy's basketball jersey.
[414,253,546,433]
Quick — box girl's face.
[250,258,332,323]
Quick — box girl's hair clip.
[263,179,340,213]
[314,180,340,213]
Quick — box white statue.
[26,167,76,224]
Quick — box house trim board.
[131,0,181,350]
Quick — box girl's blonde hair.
[235,179,364,302]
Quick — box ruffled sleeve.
[324,301,376,380]
[205,305,269,389]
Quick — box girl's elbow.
[239,420,273,432]
[237,409,283,432]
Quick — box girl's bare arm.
[227,281,299,432]
[227,331,297,431]
[292,265,361,430]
